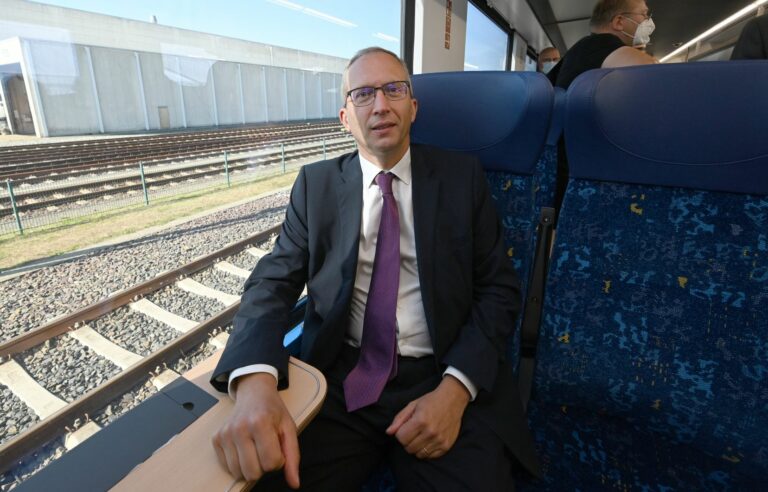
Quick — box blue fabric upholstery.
[520,63,768,490]
[533,88,565,211]
[411,71,553,173]
[565,61,768,195]
[411,71,554,366]
[359,72,553,492]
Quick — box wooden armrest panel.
[111,352,326,491]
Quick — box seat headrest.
[411,71,553,174]
[566,61,768,195]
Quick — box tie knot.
[375,172,395,196]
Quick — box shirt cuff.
[227,364,279,399]
[443,366,478,401]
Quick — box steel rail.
[0,124,343,177]
[0,302,240,474]
[0,141,354,214]
[0,121,340,167]
[2,131,342,183]
[0,224,280,359]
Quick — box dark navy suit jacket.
[211,144,540,476]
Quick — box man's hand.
[212,373,300,488]
[385,375,470,459]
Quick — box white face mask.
[541,61,557,74]
[623,16,655,47]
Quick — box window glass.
[0,0,400,137]
[464,2,508,71]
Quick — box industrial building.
[0,0,347,137]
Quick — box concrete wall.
[139,52,185,130]
[18,38,344,136]
[213,62,243,126]
[29,40,100,135]
[91,46,145,132]
[241,64,268,124]
[0,0,347,74]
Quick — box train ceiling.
[489,0,759,59]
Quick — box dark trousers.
[256,346,515,492]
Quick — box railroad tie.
[214,261,251,279]
[246,247,270,259]
[152,369,181,390]
[68,325,143,370]
[65,421,101,451]
[129,298,198,333]
[0,360,67,419]
[176,278,239,306]
[209,332,230,350]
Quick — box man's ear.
[339,106,350,131]
[410,98,418,123]
[610,14,626,32]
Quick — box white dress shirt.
[229,150,477,400]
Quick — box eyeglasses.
[346,81,411,107]
[620,11,652,21]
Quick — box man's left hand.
[385,375,470,459]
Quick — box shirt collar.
[359,148,412,188]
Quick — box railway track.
[0,224,289,473]
[1,137,355,214]
[0,120,341,176]
[4,131,342,185]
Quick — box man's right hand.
[212,373,301,488]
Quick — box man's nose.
[371,89,391,112]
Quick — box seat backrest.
[533,87,565,211]
[534,61,768,481]
[410,71,553,361]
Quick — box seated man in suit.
[210,46,539,491]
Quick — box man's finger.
[280,421,301,489]
[252,422,286,473]
[235,435,264,482]
[221,437,244,479]
[386,400,417,435]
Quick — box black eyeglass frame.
[618,11,652,21]
[345,81,411,107]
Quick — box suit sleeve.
[441,160,522,395]
[210,167,310,392]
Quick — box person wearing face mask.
[538,47,561,74]
[554,0,657,90]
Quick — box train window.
[508,31,528,71]
[0,0,401,138]
[464,2,508,71]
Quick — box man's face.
[538,48,560,71]
[615,0,650,43]
[339,52,418,167]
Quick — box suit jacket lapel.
[411,146,441,352]
[336,153,363,281]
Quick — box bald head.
[538,47,560,72]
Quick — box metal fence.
[1,136,356,236]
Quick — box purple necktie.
[343,172,400,412]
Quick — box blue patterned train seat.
[359,72,554,492]
[410,71,554,365]
[519,62,768,491]
[533,87,565,212]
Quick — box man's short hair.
[341,47,413,103]
[590,0,634,28]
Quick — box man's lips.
[370,122,396,131]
